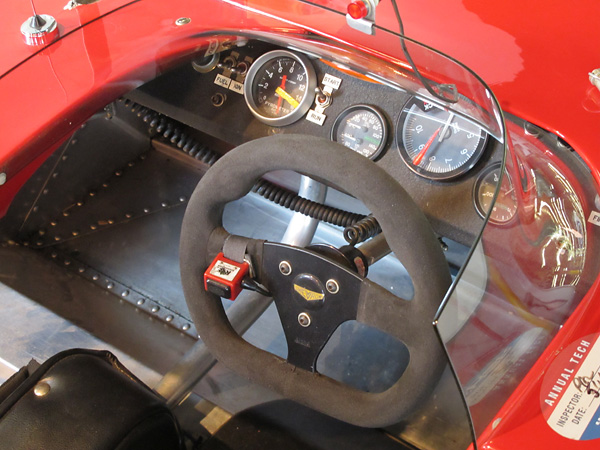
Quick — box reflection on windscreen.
[437,117,600,441]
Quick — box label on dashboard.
[322,74,342,90]
[306,109,326,126]
[588,211,600,227]
[214,74,231,89]
[229,80,244,94]
[540,333,600,440]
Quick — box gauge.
[331,105,388,160]
[397,97,488,180]
[244,50,317,126]
[474,162,517,225]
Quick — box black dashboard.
[126,39,503,246]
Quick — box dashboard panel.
[126,39,503,246]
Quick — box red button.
[347,1,369,20]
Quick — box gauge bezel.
[396,96,488,181]
[243,49,317,127]
[330,104,389,161]
[473,162,516,225]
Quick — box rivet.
[127,162,135,167]
[140,154,147,160]
[121,290,130,297]
[137,299,145,305]
[80,123,86,129]
[76,201,84,207]
[92,275,99,281]
[107,282,114,289]
[42,189,49,195]
[166,315,174,322]
[161,202,168,208]
[298,312,311,327]
[36,241,43,246]
[107,219,115,225]
[33,206,39,212]
[90,224,97,230]
[51,252,58,258]
[115,170,122,176]
[38,229,46,235]
[72,230,79,236]
[71,138,78,144]
[50,221,57,227]
[54,236,61,241]
[52,172,59,178]
[89,191,96,197]
[64,260,71,266]
[326,279,339,294]
[175,17,191,26]
[23,241,30,247]
[179,196,186,202]
[62,211,69,217]
[279,261,292,276]
[151,305,160,313]
[0,173,6,186]
[61,155,68,161]
[34,382,51,397]
[78,267,85,273]
[143,208,150,214]
[102,183,109,188]
[182,323,191,331]
[125,213,132,219]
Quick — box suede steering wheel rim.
[180,134,451,428]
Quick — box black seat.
[0,349,182,450]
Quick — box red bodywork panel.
[1,1,600,448]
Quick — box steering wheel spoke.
[357,278,422,345]
[261,242,362,372]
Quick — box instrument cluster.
[242,49,493,183]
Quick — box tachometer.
[331,105,388,160]
[244,50,317,126]
[397,97,488,180]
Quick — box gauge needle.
[413,127,441,165]
[275,86,299,109]
[438,113,455,142]
[276,75,287,114]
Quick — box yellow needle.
[275,87,299,108]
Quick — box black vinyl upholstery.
[0,349,182,450]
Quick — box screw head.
[175,17,191,26]
[279,261,292,276]
[326,279,339,294]
[298,312,312,327]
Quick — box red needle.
[412,127,442,166]
[276,75,287,114]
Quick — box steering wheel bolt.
[298,312,312,327]
[279,261,292,276]
[326,279,339,294]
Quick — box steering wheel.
[180,134,451,428]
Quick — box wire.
[389,0,458,104]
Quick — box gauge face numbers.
[474,163,517,225]
[331,105,388,160]
[244,50,317,126]
[398,97,488,180]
